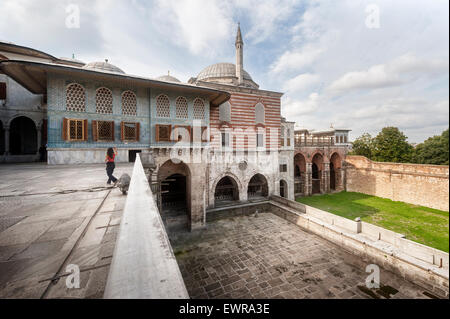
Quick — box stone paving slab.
[169,213,435,299]
[0,163,132,298]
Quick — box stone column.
[36,124,42,156]
[323,163,330,193]
[4,125,9,155]
[305,162,312,196]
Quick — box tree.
[412,129,449,165]
[372,127,413,163]
[350,133,374,159]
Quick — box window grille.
[121,122,139,141]
[193,98,205,119]
[93,121,114,141]
[96,87,113,114]
[156,94,170,117]
[122,91,137,116]
[175,97,188,119]
[66,83,86,112]
[63,118,87,141]
[156,124,171,142]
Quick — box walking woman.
[105,147,118,185]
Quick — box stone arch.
[157,159,191,228]
[279,179,288,198]
[312,153,324,194]
[294,152,307,195]
[247,173,269,199]
[214,175,240,206]
[210,171,243,206]
[9,116,37,155]
[330,152,343,191]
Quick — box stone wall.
[345,156,449,211]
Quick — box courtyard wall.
[345,155,449,211]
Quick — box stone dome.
[83,60,125,74]
[197,62,253,81]
[155,75,181,83]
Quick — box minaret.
[235,22,244,85]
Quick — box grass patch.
[296,191,449,252]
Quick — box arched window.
[281,127,285,137]
[255,102,265,124]
[66,83,86,112]
[122,91,137,116]
[193,98,205,120]
[175,96,188,119]
[219,102,231,122]
[156,94,170,117]
[96,87,113,114]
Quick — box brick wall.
[345,156,449,211]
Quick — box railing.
[294,136,335,147]
[103,154,189,299]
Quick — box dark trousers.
[106,162,117,184]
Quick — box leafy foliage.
[350,133,373,158]
[372,127,413,163]
[412,129,449,165]
[351,127,449,165]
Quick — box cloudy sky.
[0,0,448,142]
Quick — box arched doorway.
[330,152,342,191]
[330,162,336,190]
[9,116,37,155]
[280,179,287,198]
[294,153,307,195]
[158,160,191,230]
[247,174,268,200]
[312,153,323,194]
[0,121,4,155]
[214,176,239,207]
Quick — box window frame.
[155,124,172,142]
[93,120,115,142]
[63,118,87,142]
[121,121,140,142]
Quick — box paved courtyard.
[0,163,132,298]
[169,212,434,299]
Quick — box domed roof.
[83,60,125,74]
[197,63,253,81]
[155,74,181,83]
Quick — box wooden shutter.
[83,119,88,141]
[0,82,6,100]
[62,118,68,141]
[136,122,140,141]
[201,126,208,142]
[92,120,98,141]
[155,124,160,142]
[111,121,115,141]
[120,122,124,141]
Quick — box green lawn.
[296,192,449,252]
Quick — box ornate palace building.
[0,25,350,230]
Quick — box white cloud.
[153,0,234,56]
[283,73,320,92]
[282,92,320,118]
[270,45,323,74]
[329,53,449,92]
